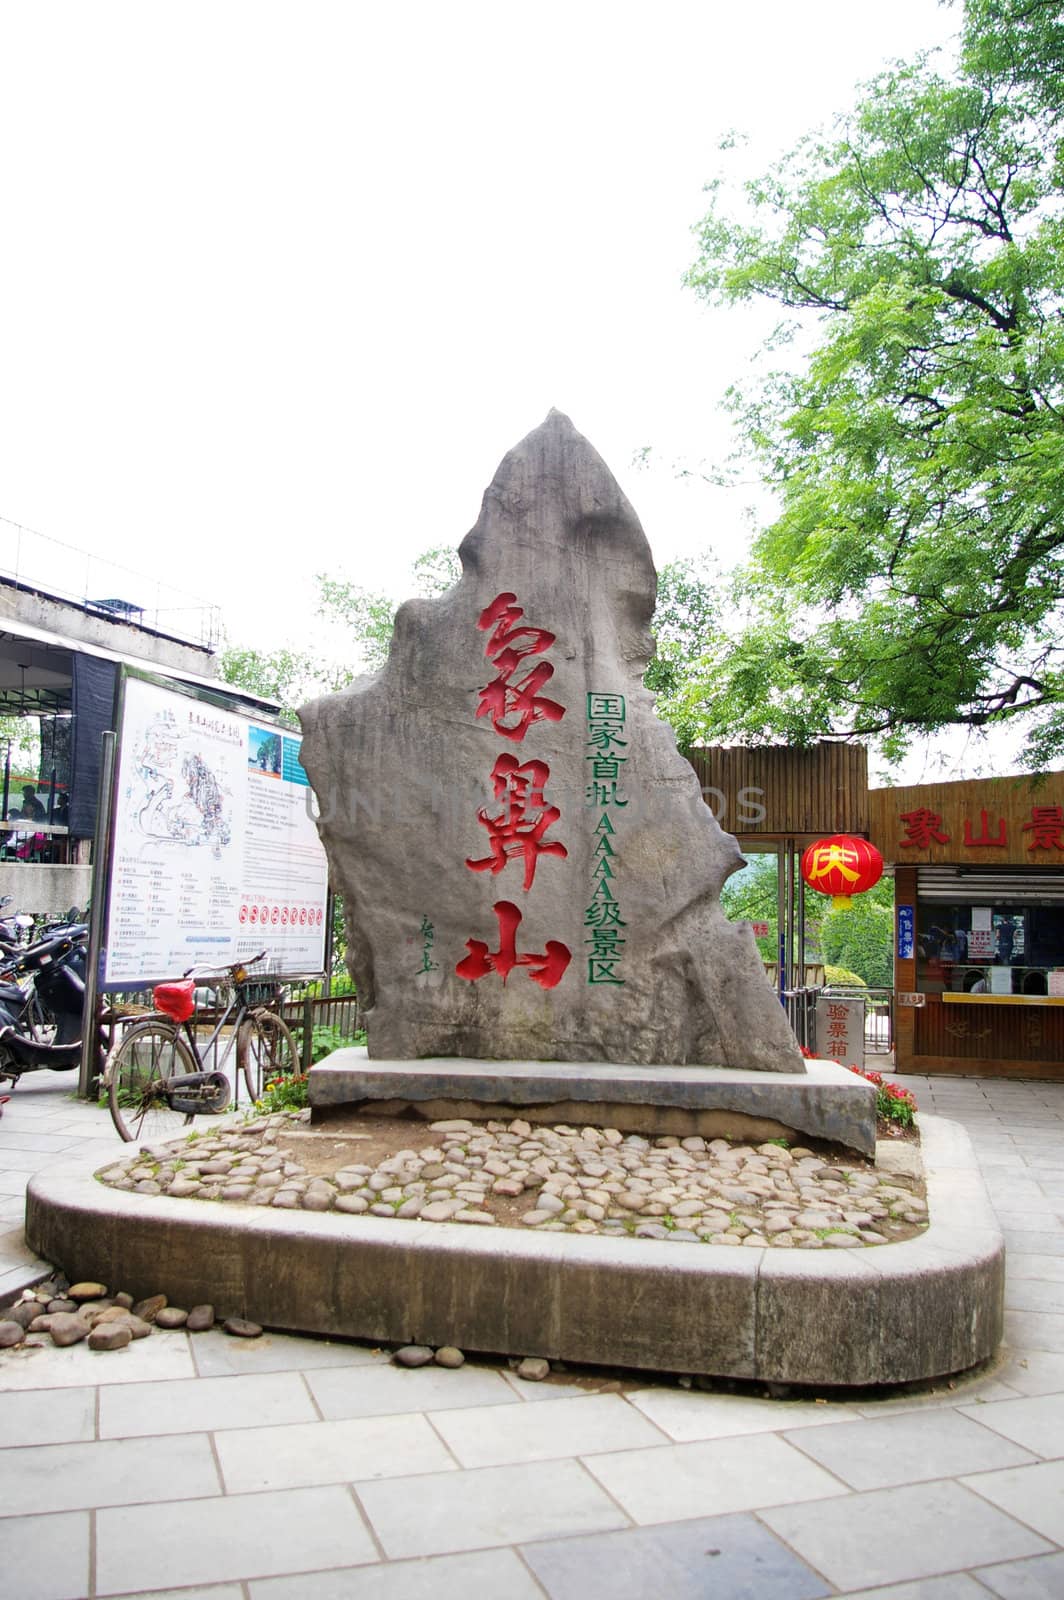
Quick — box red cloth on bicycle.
[153,980,196,1023]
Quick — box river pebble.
[94,1110,928,1249]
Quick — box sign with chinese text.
[897,905,914,962]
[815,994,865,1068]
[103,673,329,986]
[869,773,1064,865]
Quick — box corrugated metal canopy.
[918,865,1064,904]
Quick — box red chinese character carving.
[1022,805,1064,851]
[963,809,1007,847]
[475,592,565,741]
[455,900,571,989]
[899,809,950,849]
[466,754,568,891]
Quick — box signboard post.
[101,671,329,988]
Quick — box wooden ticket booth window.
[869,775,1064,1081]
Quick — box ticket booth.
[869,772,1064,1080]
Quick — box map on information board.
[103,673,329,987]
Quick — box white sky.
[3,0,1001,785]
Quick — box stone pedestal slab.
[308,1050,877,1156]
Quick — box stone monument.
[301,411,805,1075]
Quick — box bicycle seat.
[153,980,196,1023]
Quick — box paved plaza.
[1,1070,1062,1599]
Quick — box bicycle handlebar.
[179,950,269,982]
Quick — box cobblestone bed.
[97,1112,928,1248]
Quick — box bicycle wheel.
[107,1019,196,1143]
[237,1009,299,1102]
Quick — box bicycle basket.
[153,980,196,1023]
[241,980,283,1006]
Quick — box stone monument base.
[308,1051,877,1157]
[25,1115,1003,1388]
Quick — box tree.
[643,557,724,752]
[819,896,895,989]
[683,0,1064,767]
[219,547,463,716]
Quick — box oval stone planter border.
[24,1113,1003,1388]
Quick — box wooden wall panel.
[869,772,1064,866]
[689,743,868,839]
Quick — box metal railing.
[98,986,365,1079]
[819,985,894,1056]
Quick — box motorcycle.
[0,895,35,952]
[0,929,90,1087]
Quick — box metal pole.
[78,730,116,1099]
[776,840,786,1006]
[797,847,806,987]
[323,889,336,998]
[1,740,9,820]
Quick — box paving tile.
[1006,1253,1064,1283]
[0,1384,96,1447]
[1004,1230,1064,1258]
[1005,1310,1064,1354]
[307,1359,519,1419]
[960,1392,1064,1459]
[781,1408,1036,1490]
[583,1432,846,1524]
[0,1169,32,1193]
[0,1148,77,1172]
[217,1412,457,1492]
[850,1376,1023,1417]
[191,1327,389,1377]
[1006,1280,1064,1315]
[429,1392,668,1467]
[251,1548,545,1600]
[0,1509,91,1600]
[994,1349,1064,1396]
[0,1130,82,1153]
[357,1459,629,1558]
[96,1484,377,1594]
[975,1552,1064,1598]
[520,1511,830,1600]
[0,1430,219,1516]
[760,1480,1050,1590]
[626,1385,862,1441]
[0,1328,196,1389]
[111,1589,242,1600]
[99,1370,317,1438]
[0,1262,47,1301]
[0,1237,42,1269]
[962,1459,1064,1542]
[499,1368,631,1402]
[834,1579,993,1599]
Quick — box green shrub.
[824,965,867,988]
[289,1023,366,1065]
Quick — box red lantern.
[800,834,883,911]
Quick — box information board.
[103,673,329,986]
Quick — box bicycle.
[104,950,300,1142]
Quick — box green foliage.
[289,1023,365,1064]
[820,897,894,989]
[253,1072,309,1114]
[684,0,1064,766]
[720,854,782,958]
[852,1065,919,1127]
[644,557,724,751]
[823,964,867,989]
